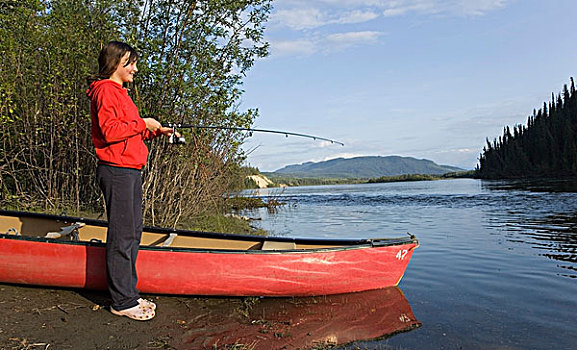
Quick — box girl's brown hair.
[87,41,138,87]
[97,41,139,79]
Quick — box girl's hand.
[143,117,162,132]
[159,127,180,138]
[143,118,179,138]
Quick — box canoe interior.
[0,211,417,252]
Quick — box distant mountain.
[271,156,463,179]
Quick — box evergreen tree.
[478,78,577,178]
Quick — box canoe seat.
[261,240,297,251]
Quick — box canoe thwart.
[150,233,179,247]
[45,222,85,241]
[261,240,297,250]
[161,233,178,247]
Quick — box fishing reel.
[168,125,186,145]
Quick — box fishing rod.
[162,123,345,146]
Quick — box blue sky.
[239,0,577,172]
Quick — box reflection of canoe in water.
[0,210,418,296]
[176,287,421,349]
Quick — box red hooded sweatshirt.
[87,80,160,169]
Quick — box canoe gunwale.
[0,232,417,255]
[0,209,419,253]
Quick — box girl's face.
[110,51,138,85]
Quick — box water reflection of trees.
[480,178,577,193]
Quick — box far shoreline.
[254,170,476,188]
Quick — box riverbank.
[0,283,267,350]
[0,282,419,350]
[0,212,271,350]
[263,171,476,188]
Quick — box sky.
[239,0,577,172]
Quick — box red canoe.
[0,210,418,296]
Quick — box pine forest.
[477,78,577,179]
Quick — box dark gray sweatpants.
[97,164,142,311]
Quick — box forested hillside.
[477,78,577,179]
[273,156,463,178]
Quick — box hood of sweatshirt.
[86,79,123,99]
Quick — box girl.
[87,41,173,321]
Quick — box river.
[242,178,577,350]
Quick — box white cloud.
[267,0,507,58]
[382,0,438,17]
[269,30,385,58]
[458,0,507,16]
[382,7,411,17]
[322,152,369,160]
[273,8,326,30]
[315,140,344,148]
[381,0,506,17]
[323,30,384,52]
[434,147,476,154]
[270,39,317,57]
[335,9,380,24]
[273,8,379,30]
[327,30,382,43]
[273,0,508,30]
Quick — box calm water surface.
[242,179,577,350]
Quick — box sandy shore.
[0,283,256,350]
[0,283,417,349]
[246,175,274,189]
